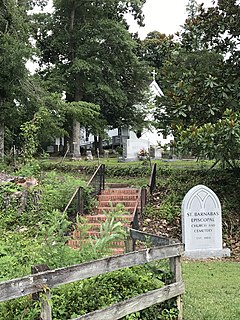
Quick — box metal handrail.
[149,163,157,195]
[62,164,105,216]
[87,164,105,196]
[131,187,147,250]
[62,187,80,215]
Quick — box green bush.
[51,265,178,320]
[0,265,178,320]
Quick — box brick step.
[86,230,101,237]
[72,236,126,247]
[84,214,133,222]
[101,189,139,195]
[112,248,125,255]
[105,183,130,188]
[98,194,138,201]
[94,207,135,214]
[74,222,102,231]
[68,239,126,255]
[85,230,131,238]
[98,200,137,207]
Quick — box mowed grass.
[183,260,240,320]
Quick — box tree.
[138,31,178,71]
[154,50,232,133]
[153,0,240,166]
[0,0,31,158]
[33,0,148,156]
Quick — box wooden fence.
[0,229,184,320]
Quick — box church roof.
[149,80,164,97]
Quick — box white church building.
[50,74,174,159]
[79,74,174,160]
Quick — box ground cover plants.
[1,158,240,319]
[143,167,240,256]
[0,161,178,319]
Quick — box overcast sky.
[129,0,214,38]
[44,0,214,38]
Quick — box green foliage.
[15,160,41,177]
[33,0,149,138]
[50,265,177,320]
[89,204,127,255]
[144,166,240,248]
[39,160,152,177]
[20,108,47,163]
[178,109,240,168]
[150,0,240,164]
[154,50,230,135]
[139,31,178,70]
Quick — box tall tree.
[33,0,148,156]
[0,0,31,158]
[153,0,240,166]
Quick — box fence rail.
[0,229,184,320]
[75,281,184,320]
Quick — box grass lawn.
[40,156,213,169]
[183,260,240,320]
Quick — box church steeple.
[150,69,163,97]
[151,69,157,81]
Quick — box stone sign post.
[182,185,230,258]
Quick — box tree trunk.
[69,1,82,158]
[98,136,103,155]
[72,118,81,157]
[0,122,4,160]
[0,97,4,160]
[94,136,98,154]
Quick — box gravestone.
[122,132,149,161]
[155,146,162,159]
[182,185,230,258]
[86,150,93,160]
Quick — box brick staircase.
[68,184,140,255]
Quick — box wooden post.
[31,265,52,320]
[125,228,132,253]
[169,256,183,320]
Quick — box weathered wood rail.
[0,229,184,320]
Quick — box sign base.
[184,248,231,259]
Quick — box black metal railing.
[87,164,105,197]
[131,187,147,250]
[149,163,157,195]
[63,164,105,218]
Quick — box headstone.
[182,185,230,259]
[155,146,162,159]
[86,150,93,161]
[123,132,149,161]
[103,150,109,158]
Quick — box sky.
[28,0,214,72]
[129,0,214,38]
[44,0,214,38]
